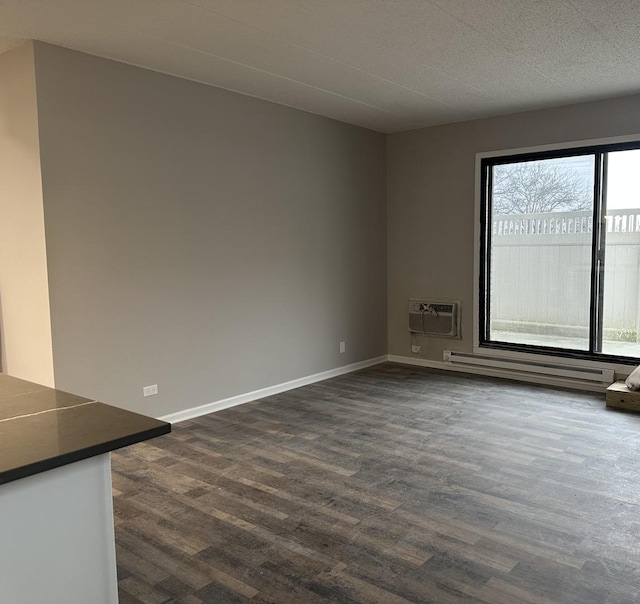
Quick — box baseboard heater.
[443,350,614,386]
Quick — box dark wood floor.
[112,363,640,604]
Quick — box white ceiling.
[1,0,639,133]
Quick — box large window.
[480,141,640,363]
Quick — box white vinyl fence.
[491,209,640,342]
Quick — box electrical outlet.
[143,384,158,397]
[443,350,452,362]
[411,345,421,354]
[339,341,346,354]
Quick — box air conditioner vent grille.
[408,298,460,338]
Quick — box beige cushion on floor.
[625,365,640,390]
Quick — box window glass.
[601,149,640,356]
[489,156,595,350]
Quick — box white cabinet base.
[0,454,118,604]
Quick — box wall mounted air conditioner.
[409,299,461,338]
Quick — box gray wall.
[387,95,640,362]
[33,43,386,417]
[0,42,54,386]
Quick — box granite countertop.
[0,373,171,485]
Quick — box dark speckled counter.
[0,373,170,485]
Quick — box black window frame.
[479,140,640,366]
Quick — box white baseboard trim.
[159,355,388,424]
[387,354,607,393]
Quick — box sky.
[566,149,640,210]
[606,149,640,210]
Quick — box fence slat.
[493,209,640,236]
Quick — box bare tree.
[492,160,591,215]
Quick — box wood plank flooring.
[112,363,640,603]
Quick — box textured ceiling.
[1,0,639,133]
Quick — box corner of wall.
[0,41,55,386]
